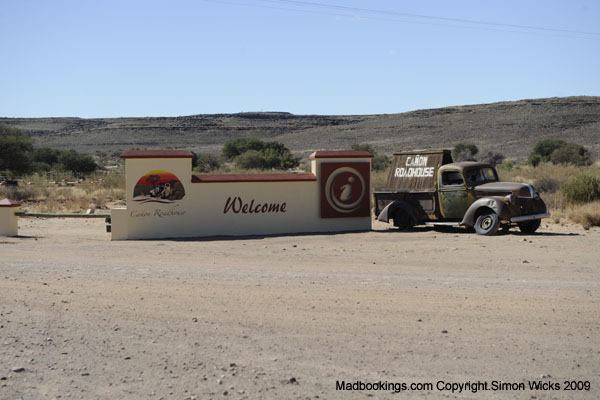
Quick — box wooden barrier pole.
[15,212,111,218]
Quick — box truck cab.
[438,162,497,219]
[374,150,550,235]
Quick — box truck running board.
[424,222,462,227]
[511,213,551,223]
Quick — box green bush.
[549,143,591,166]
[529,154,542,167]
[480,151,505,167]
[349,143,389,171]
[371,153,391,171]
[0,125,101,176]
[0,125,34,174]
[194,153,222,172]
[561,174,600,204]
[529,139,591,166]
[31,161,53,172]
[234,150,268,169]
[58,150,98,174]
[262,147,299,169]
[529,139,567,164]
[222,137,265,160]
[223,137,299,170]
[452,143,478,162]
[32,147,61,166]
[351,143,376,154]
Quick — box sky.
[1,0,599,117]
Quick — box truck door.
[438,169,473,219]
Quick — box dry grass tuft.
[566,201,600,228]
[371,170,389,191]
[0,172,125,212]
[497,163,600,227]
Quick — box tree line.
[451,139,592,167]
[0,125,98,175]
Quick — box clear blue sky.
[1,0,599,117]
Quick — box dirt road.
[1,218,599,399]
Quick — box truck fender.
[377,200,416,224]
[461,197,510,227]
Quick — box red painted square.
[320,162,371,218]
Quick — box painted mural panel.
[133,170,185,203]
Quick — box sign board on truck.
[385,149,452,192]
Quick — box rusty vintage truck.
[373,149,550,235]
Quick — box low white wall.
[111,151,372,240]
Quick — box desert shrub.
[498,162,589,185]
[0,125,100,176]
[549,143,591,166]
[480,151,505,167]
[561,174,600,204]
[234,150,268,169]
[194,153,222,172]
[32,147,61,166]
[30,161,53,172]
[452,143,478,162]
[223,137,299,170]
[222,137,265,160]
[533,176,560,193]
[88,188,125,203]
[566,201,600,228]
[528,154,542,167]
[529,139,567,165]
[0,125,34,174]
[58,150,98,174]
[351,143,376,153]
[349,143,389,171]
[371,153,391,171]
[528,139,592,166]
[297,158,312,172]
[68,172,125,190]
[265,147,299,169]
[0,185,47,201]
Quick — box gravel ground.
[1,218,599,399]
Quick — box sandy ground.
[1,218,599,400]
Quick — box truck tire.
[518,219,541,234]
[474,212,500,236]
[393,209,414,231]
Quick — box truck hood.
[474,182,531,195]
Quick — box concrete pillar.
[0,198,20,236]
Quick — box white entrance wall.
[111,150,373,240]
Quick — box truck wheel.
[474,212,500,236]
[393,209,414,231]
[518,219,541,234]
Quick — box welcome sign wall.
[110,149,373,240]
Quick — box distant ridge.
[1,96,599,160]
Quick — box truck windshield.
[465,167,499,185]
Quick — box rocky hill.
[1,96,599,160]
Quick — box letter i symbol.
[340,176,355,201]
